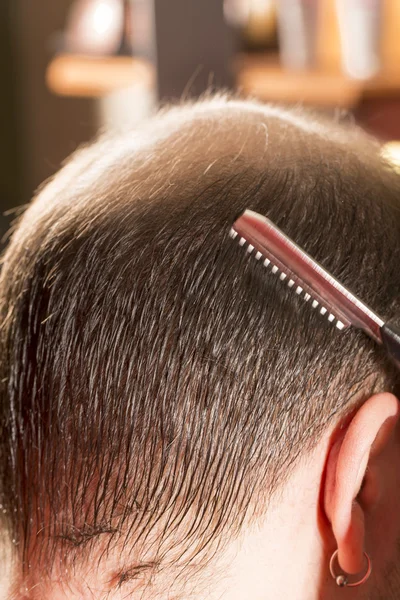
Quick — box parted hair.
[0,97,399,598]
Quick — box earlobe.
[323,392,400,575]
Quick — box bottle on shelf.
[335,0,382,80]
[276,0,319,70]
[224,0,278,53]
[64,0,127,56]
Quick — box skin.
[210,391,400,600]
[192,391,400,600]
[4,391,400,599]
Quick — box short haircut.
[0,97,399,597]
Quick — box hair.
[0,96,399,598]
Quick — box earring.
[330,550,372,587]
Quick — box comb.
[230,209,400,371]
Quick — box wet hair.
[0,97,399,598]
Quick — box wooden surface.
[236,53,360,108]
[236,53,400,108]
[46,54,154,97]
[47,52,400,109]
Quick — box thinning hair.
[0,97,399,597]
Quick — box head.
[0,96,399,600]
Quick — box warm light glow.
[92,0,115,35]
[382,142,400,172]
[252,0,272,17]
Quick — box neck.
[198,441,330,600]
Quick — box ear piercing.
[330,550,372,588]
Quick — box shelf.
[236,54,361,108]
[47,53,400,109]
[236,53,400,109]
[363,69,400,97]
[46,54,154,98]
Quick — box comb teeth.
[229,228,238,239]
[230,230,346,332]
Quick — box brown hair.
[0,97,399,597]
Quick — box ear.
[323,392,400,575]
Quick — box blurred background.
[2,0,400,243]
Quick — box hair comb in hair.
[230,209,400,371]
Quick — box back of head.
[0,97,399,599]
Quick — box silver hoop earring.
[330,550,372,587]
